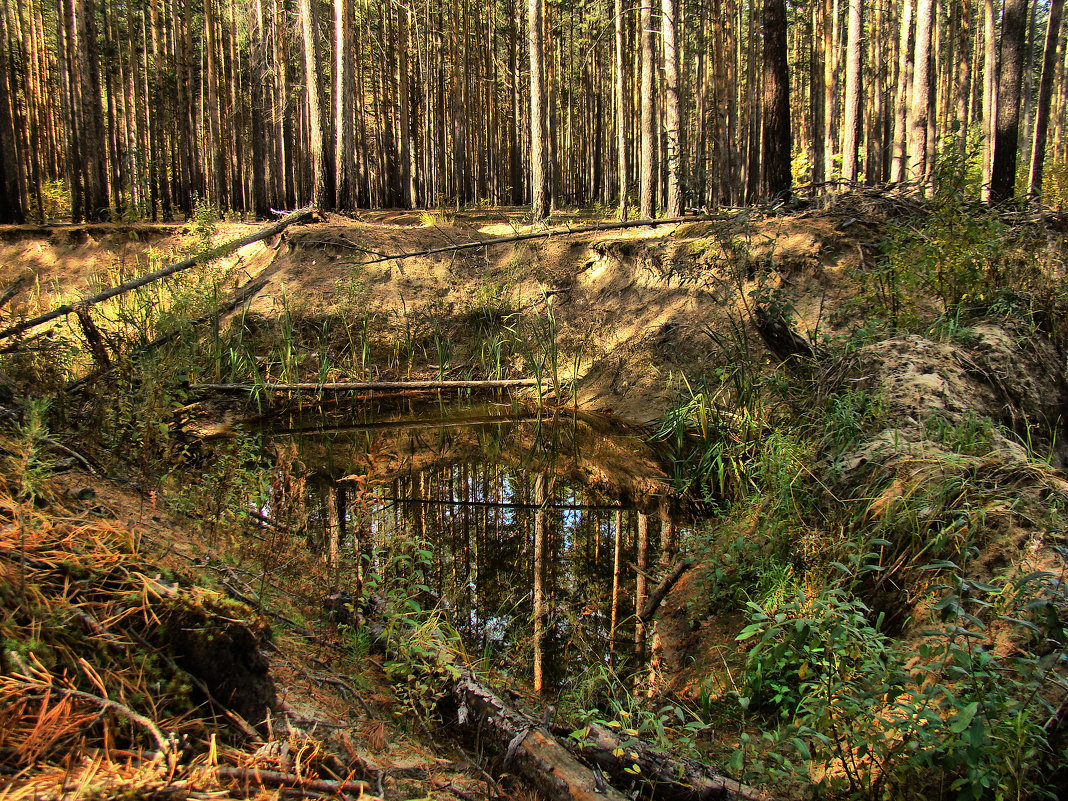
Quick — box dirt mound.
[844,321,1067,459]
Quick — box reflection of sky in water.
[266,403,688,691]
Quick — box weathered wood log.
[0,207,313,342]
[751,305,817,367]
[563,722,772,801]
[351,214,729,266]
[191,378,541,393]
[450,666,628,801]
[639,561,692,624]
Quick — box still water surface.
[262,399,689,692]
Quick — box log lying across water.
[191,378,541,393]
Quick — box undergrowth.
[654,155,1068,799]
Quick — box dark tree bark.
[1029,0,1064,196]
[76,0,110,219]
[761,0,791,200]
[990,0,1029,203]
[0,0,25,223]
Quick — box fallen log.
[449,666,628,801]
[562,722,772,801]
[351,213,731,266]
[191,378,541,393]
[639,561,692,624]
[0,207,313,342]
[65,276,269,392]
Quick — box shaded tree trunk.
[615,0,628,219]
[762,0,791,199]
[990,0,1029,203]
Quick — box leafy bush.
[736,558,1068,800]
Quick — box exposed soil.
[2,205,1067,799]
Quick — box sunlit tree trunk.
[842,0,863,182]
[891,0,915,183]
[982,0,997,198]
[335,0,354,210]
[639,0,657,218]
[907,0,933,187]
[662,0,682,215]
[529,0,550,220]
[1029,0,1064,195]
[299,0,327,208]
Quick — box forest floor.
[1,196,1067,800]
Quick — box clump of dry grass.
[0,437,298,799]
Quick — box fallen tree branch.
[191,378,540,393]
[0,207,313,342]
[214,766,369,796]
[5,677,172,756]
[66,276,269,392]
[350,214,729,266]
[639,561,692,624]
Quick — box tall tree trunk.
[822,0,838,189]
[662,0,682,215]
[335,0,354,209]
[0,0,25,223]
[842,0,863,182]
[249,0,268,217]
[907,0,934,186]
[615,0,628,219]
[299,0,328,209]
[529,0,550,220]
[812,0,826,188]
[955,0,973,156]
[1028,0,1064,195]
[990,0,1029,203]
[639,0,657,217]
[76,0,110,219]
[891,0,915,183]
[982,0,997,198]
[762,0,791,199]
[397,1,414,208]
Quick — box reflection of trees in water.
[281,409,685,693]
